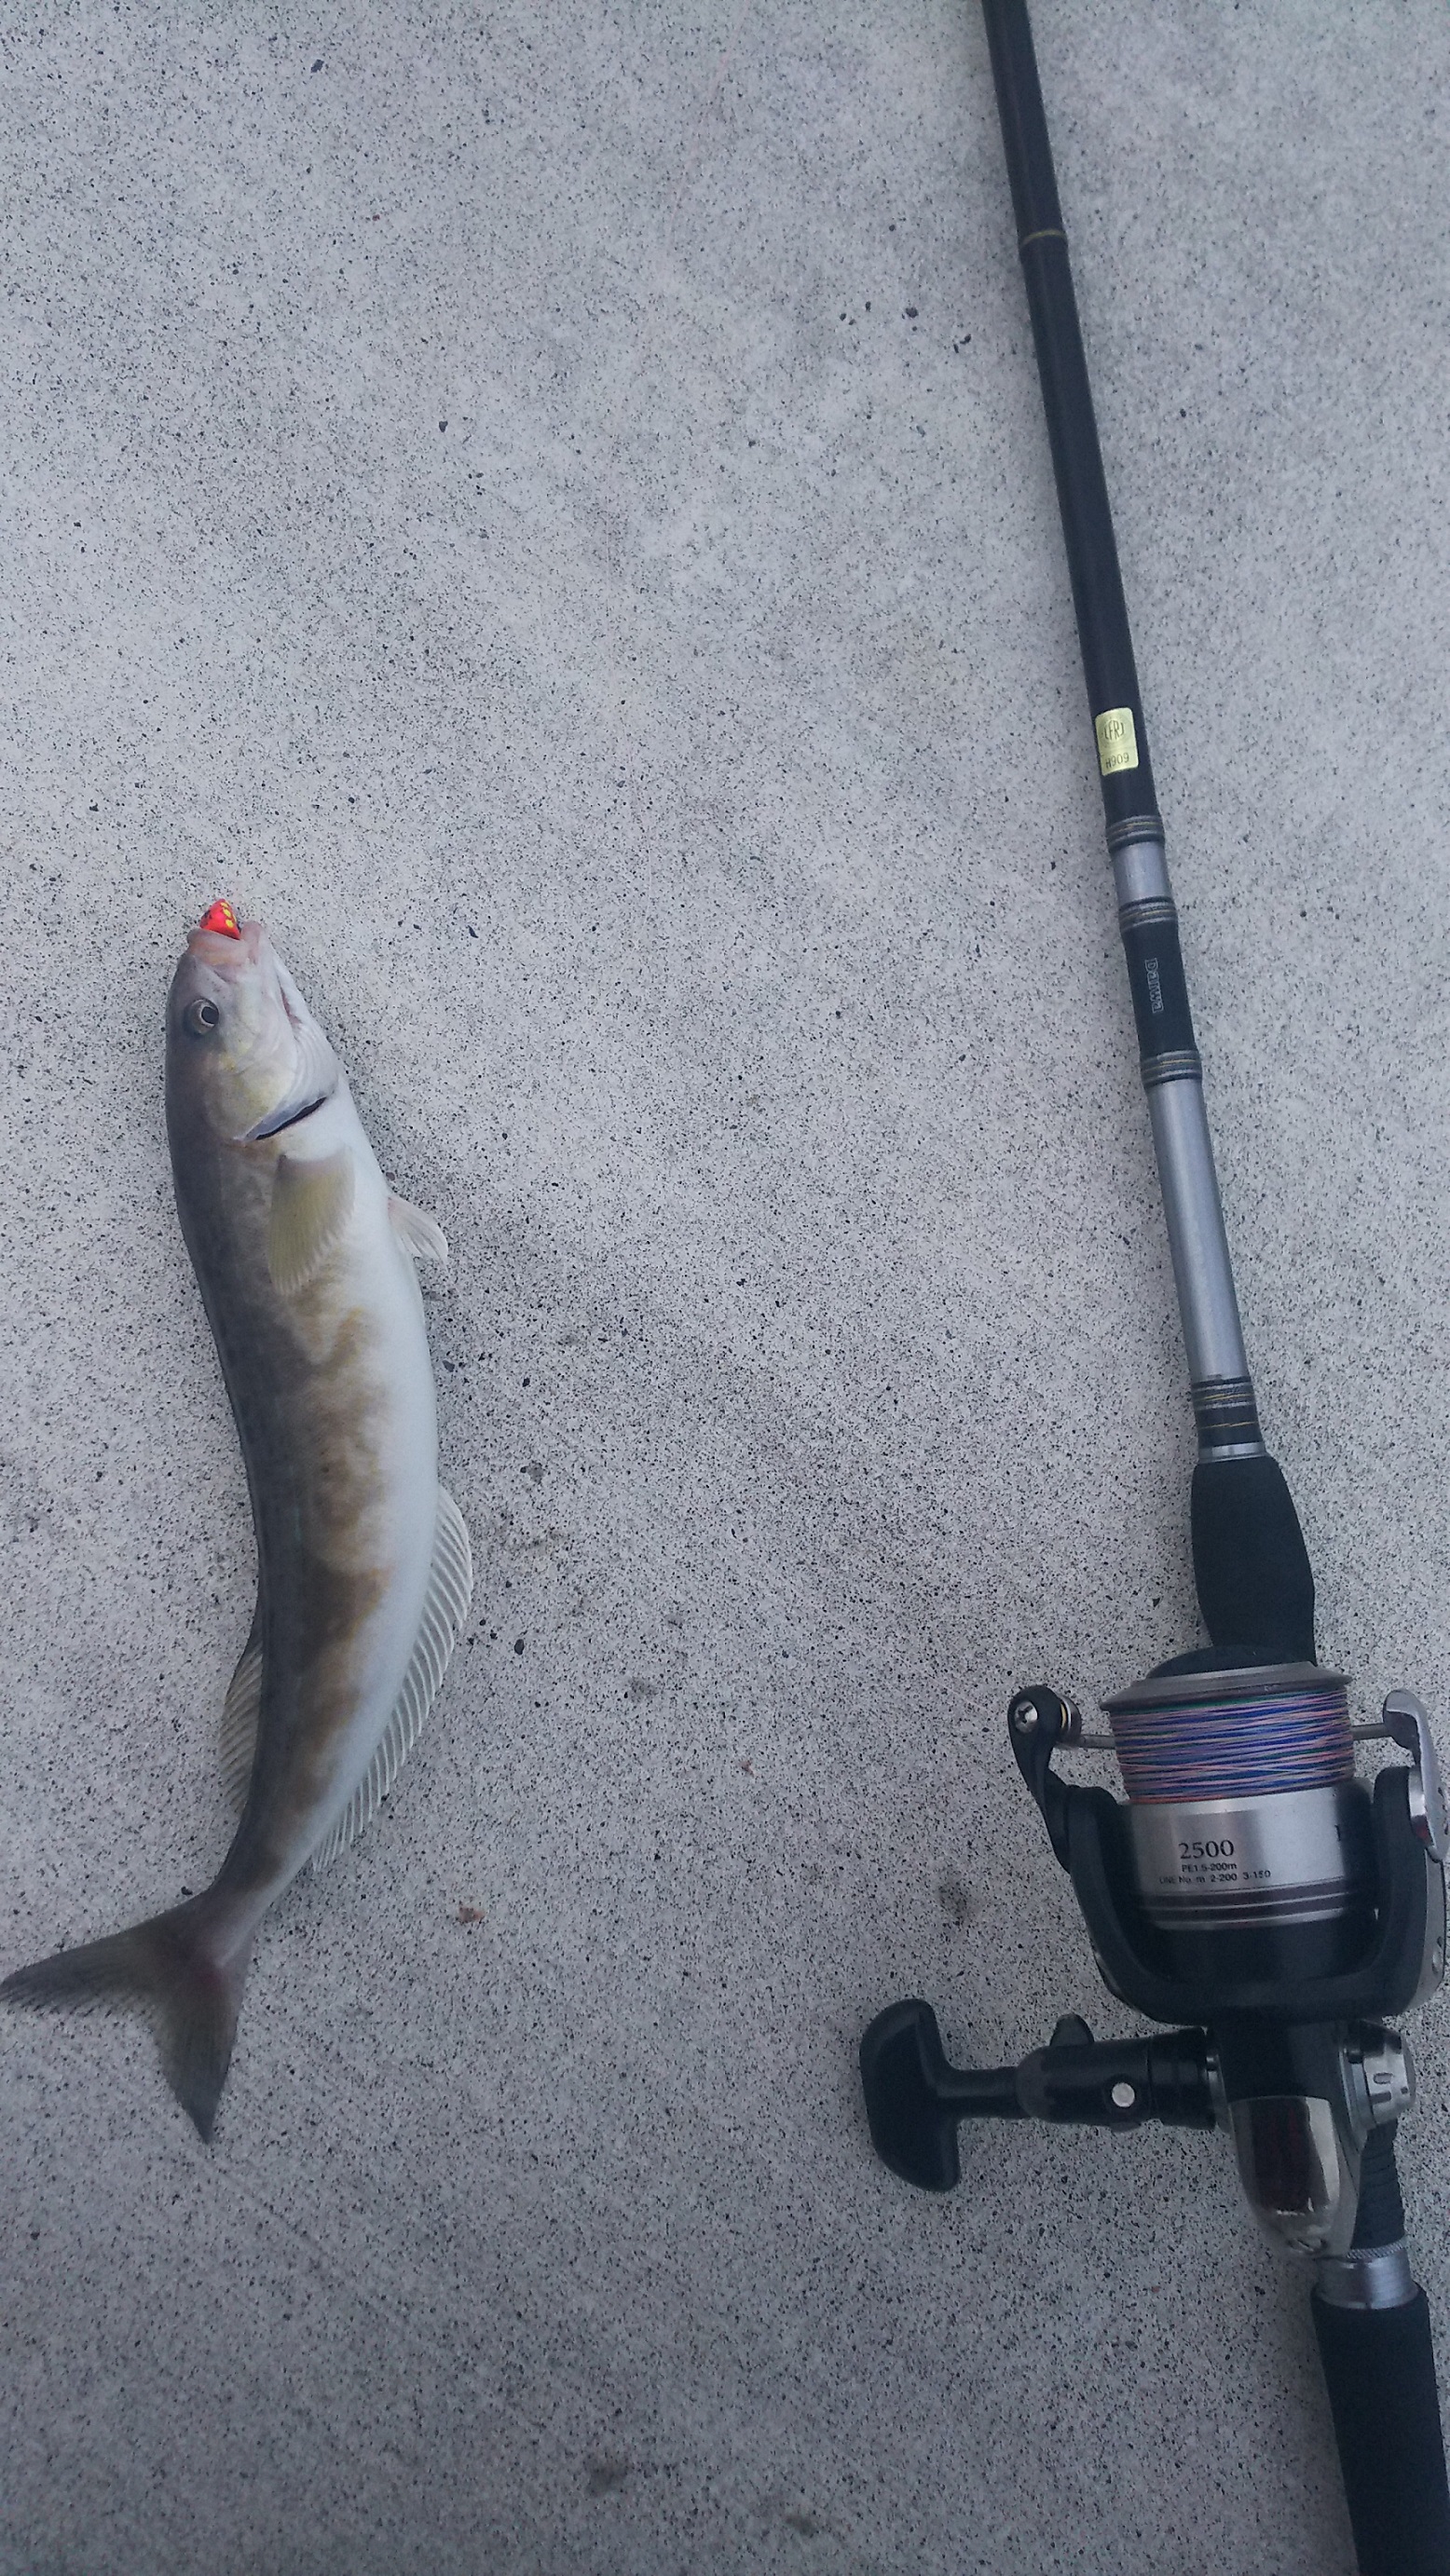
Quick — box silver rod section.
[1110,833,1264,1459]
[1146,1082,1252,1386]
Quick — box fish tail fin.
[1,1895,253,2142]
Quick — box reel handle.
[859,1998,1216,2193]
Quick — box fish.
[2,901,472,2140]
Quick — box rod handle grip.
[1311,2287,1450,2576]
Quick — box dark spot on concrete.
[513,1637,525,1655]
[938,1875,973,1928]
[585,2454,630,2496]
[738,1757,753,1775]
[524,1461,543,1485]
[457,1904,485,1925]
[627,1676,657,1702]
[439,419,447,431]
[310,57,322,70]
[904,305,918,318]
[784,2510,823,2537]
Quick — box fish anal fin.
[220,1612,264,1811]
[312,1487,473,1872]
[389,1195,448,1264]
[267,1147,355,1297]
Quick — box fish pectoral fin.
[219,1609,264,1810]
[388,1194,448,1264]
[311,1487,474,1872]
[267,1146,355,1297]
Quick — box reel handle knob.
[858,1998,1021,2191]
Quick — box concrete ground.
[3,6,1448,2570]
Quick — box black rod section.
[980,0,1158,840]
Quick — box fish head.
[167,905,343,1143]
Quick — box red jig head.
[198,899,242,939]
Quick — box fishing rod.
[858,9,1450,2570]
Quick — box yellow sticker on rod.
[1094,707,1139,775]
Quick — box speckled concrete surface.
[2,7,1448,2572]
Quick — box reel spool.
[1103,1663,1373,1980]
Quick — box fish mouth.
[187,913,267,966]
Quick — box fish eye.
[185,997,222,1037]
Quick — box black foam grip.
[1190,1452,1316,1663]
[1312,2289,1450,2576]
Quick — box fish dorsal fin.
[311,1487,473,1873]
[388,1195,448,1263]
[219,1610,264,1809]
[267,1147,355,1297]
